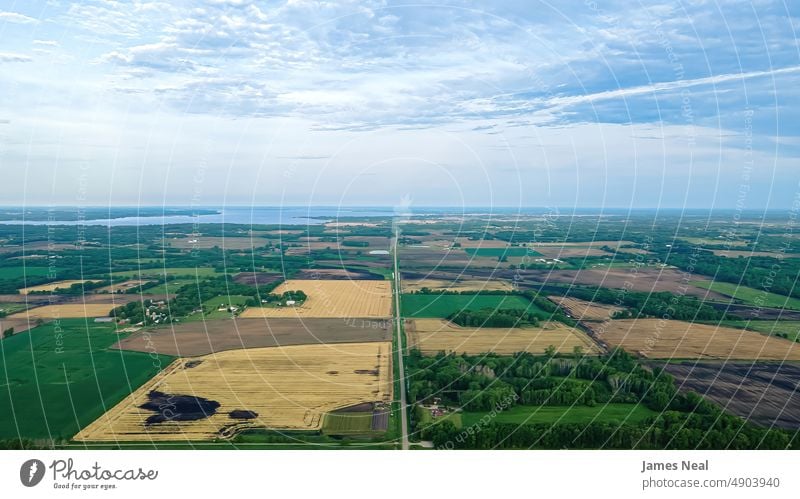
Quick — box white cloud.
[0,11,39,24]
[0,52,33,63]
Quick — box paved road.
[392,229,410,450]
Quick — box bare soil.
[660,361,800,429]
[114,317,392,356]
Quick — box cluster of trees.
[410,349,797,449]
[258,290,307,306]
[407,349,675,415]
[663,248,800,300]
[448,307,542,328]
[423,398,795,450]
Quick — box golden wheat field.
[593,319,800,360]
[7,303,116,320]
[406,319,600,355]
[402,278,513,293]
[239,280,392,318]
[19,279,101,294]
[96,279,149,294]
[74,342,393,441]
[549,296,623,321]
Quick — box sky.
[0,0,799,210]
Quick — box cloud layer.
[0,1,798,209]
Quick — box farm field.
[401,293,535,318]
[549,296,623,321]
[0,319,173,439]
[401,277,513,293]
[169,236,272,250]
[113,267,223,279]
[463,247,540,258]
[460,403,658,427]
[691,281,800,310]
[19,279,101,294]
[0,303,28,316]
[239,280,392,318]
[513,268,723,299]
[96,279,150,294]
[406,319,600,355]
[115,318,392,356]
[6,303,117,320]
[74,342,393,441]
[661,362,800,429]
[592,319,800,360]
[715,320,800,341]
[322,412,375,435]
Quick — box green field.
[715,320,800,341]
[322,412,374,435]
[460,403,658,427]
[114,267,223,279]
[401,293,536,318]
[0,303,28,316]
[187,294,252,321]
[0,266,53,279]
[0,319,173,440]
[463,247,540,258]
[692,281,800,310]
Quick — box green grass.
[401,293,536,318]
[713,320,800,341]
[0,266,53,279]
[0,303,28,316]
[0,319,174,440]
[322,412,375,435]
[113,267,223,279]
[182,295,252,321]
[461,403,658,427]
[463,247,541,258]
[692,281,800,310]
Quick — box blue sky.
[0,0,798,209]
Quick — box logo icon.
[20,459,45,487]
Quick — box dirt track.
[660,361,800,429]
[114,318,392,356]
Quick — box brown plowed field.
[660,361,800,429]
[114,318,392,357]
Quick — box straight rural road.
[392,229,410,450]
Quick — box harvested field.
[7,303,116,320]
[660,361,800,429]
[293,268,384,280]
[97,280,150,294]
[169,236,271,250]
[512,268,725,300]
[713,250,795,258]
[114,318,392,357]
[74,342,393,441]
[19,279,102,295]
[0,317,44,334]
[592,319,800,360]
[0,294,150,305]
[406,319,599,355]
[548,296,623,321]
[232,272,283,287]
[239,280,392,318]
[401,278,512,293]
[453,238,510,248]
